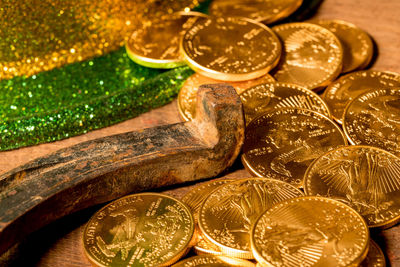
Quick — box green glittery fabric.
[0,48,193,151]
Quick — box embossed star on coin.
[178,73,275,121]
[181,17,281,81]
[126,11,207,68]
[322,70,400,124]
[343,87,400,156]
[271,22,343,91]
[172,255,256,266]
[304,145,400,228]
[242,108,347,187]
[250,196,369,267]
[309,19,373,73]
[239,82,331,124]
[198,178,303,259]
[83,193,194,267]
[208,0,302,24]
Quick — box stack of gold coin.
[103,1,400,265]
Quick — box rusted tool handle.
[0,84,244,254]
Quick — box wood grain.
[1,0,400,266]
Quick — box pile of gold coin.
[83,0,400,266]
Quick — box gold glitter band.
[0,0,202,80]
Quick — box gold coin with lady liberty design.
[242,108,347,188]
[309,19,373,73]
[172,255,255,267]
[271,23,343,91]
[178,73,274,121]
[126,11,207,68]
[343,87,400,157]
[198,178,303,259]
[250,196,369,267]
[208,0,302,24]
[83,193,194,267]
[181,16,281,81]
[304,145,400,228]
[322,70,400,124]
[239,82,331,124]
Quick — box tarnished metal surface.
[0,84,244,254]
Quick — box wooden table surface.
[1,0,400,266]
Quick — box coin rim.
[208,0,303,24]
[180,16,282,82]
[198,177,303,259]
[125,11,208,69]
[82,192,195,267]
[303,145,400,228]
[241,107,348,188]
[342,87,400,149]
[238,82,332,124]
[271,22,343,91]
[172,255,256,267]
[250,196,370,267]
[365,239,386,267]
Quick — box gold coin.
[181,17,281,81]
[360,240,386,267]
[83,193,194,267]
[250,196,369,267]
[343,87,400,156]
[172,255,256,266]
[242,108,347,188]
[126,11,207,68]
[322,70,400,124]
[178,73,275,121]
[309,19,373,73]
[198,178,303,259]
[239,82,331,124]
[193,232,224,256]
[208,0,302,24]
[304,145,400,228]
[271,22,343,91]
[182,179,234,222]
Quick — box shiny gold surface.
[304,145,400,228]
[83,193,194,267]
[242,108,347,188]
[360,240,386,267]
[194,233,224,256]
[322,70,400,124]
[1,0,203,79]
[309,19,373,73]
[181,17,281,81]
[198,178,303,259]
[178,73,275,121]
[182,179,233,222]
[126,12,207,69]
[250,196,369,267]
[239,82,331,124]
[343,87,400,156]
[172,255,256,266]
[208,0,303,24]
[271,23,343,90]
